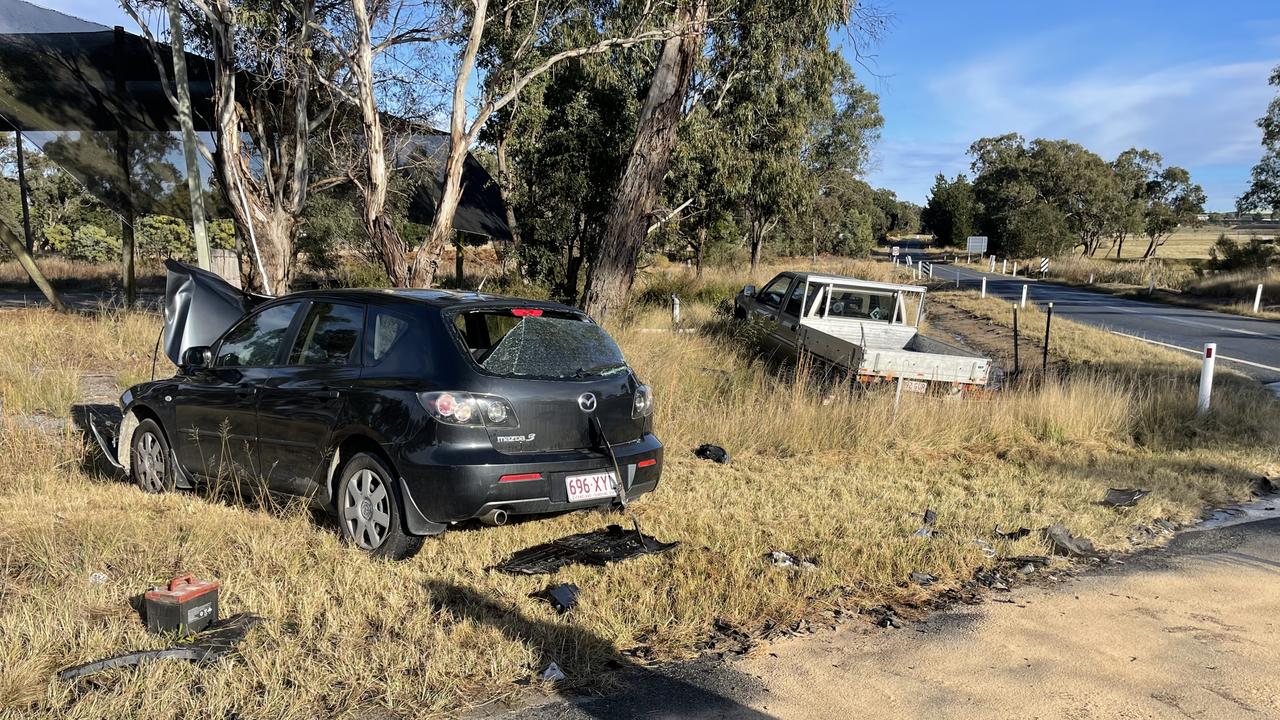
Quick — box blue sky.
[849,1,1280,210]
[36,0,1280,210]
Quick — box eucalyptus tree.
[1239,65,1280,214]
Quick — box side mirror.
[742,285,757,298]
[182,346,212,370]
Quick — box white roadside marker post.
[928,263,934,279]
[1254,283,1264,314]
[1012,261,1018,277]
[1197,343,1217,416]
[1088,273,1094,285]
[671,294,681,327]
[956,270,961,288]
[989,257,996,272]
[980,277,987,298]
[1002,259,1007,274]
[1020,284,1028,309]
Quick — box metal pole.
[1020,284,1028,308]
[894,375,904,414]
[980,276,987,298]
[1012,305,1021,377]
[1197,343,1216,415]
[169,0,212,270]
[1042,302,1053,375]
[1254,283,1264,313]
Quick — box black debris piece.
[1003,555,1050,567]
[1253,477,1277,497]
[914,508,937,538]
[909,571,937,586]
[1102,488,1150,508]
[531,584,580,614]
[58,613,263,682]
[694,444,731,464]
[1044,524,1100,558]
[766,551,816,571]
[995,526,1031,541]
[493,523,678,575]
[866,606,903,629]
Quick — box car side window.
[366,308,413,365]
[288,302,365,366]
[216,302,301,368]
[757,277,790,309]
[782,284,806,317]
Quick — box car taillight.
[418,391,518,427]
[632,384,654,418]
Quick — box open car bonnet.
[162,260,268,366]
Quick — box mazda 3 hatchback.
[104,262,662,559]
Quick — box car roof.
[269,287,584,314]
[784,272,927,294]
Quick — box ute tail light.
[631,383,654,418]
[418,391,519,428]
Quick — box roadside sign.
[966,236,988,254]
[1040,257,1050,275]
[892,246,900,257]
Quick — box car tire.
[131,418,175,494]
[336,452,424,560]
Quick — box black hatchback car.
[109,263,662,559]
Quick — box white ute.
[733,271,992,393]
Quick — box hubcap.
[133,431,166,492]
[342,468,391,550]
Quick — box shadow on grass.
[422,580,772,720]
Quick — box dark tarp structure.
[0,0,510,248]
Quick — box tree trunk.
[2,220,67,311]
[1143,236,1158,259]
[695,225,705,277]
[169,0,211,270]
[495,129,522,271]
[410,0,488,288]
[352,0,408,287]
[582,1,707,319]
[454,236,464,286]
[1114,233,1126,258]
[749,219,763,273]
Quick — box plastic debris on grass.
[493,523,678,575]
[694,443,730,464]
[913,508,937,538]
[541,662,566,683]
[532,583,580,614]
[58,613,264,681]
[1044,524,1100,558]
[766,550,816,571]
[1102,488,1150,508]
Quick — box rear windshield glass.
[452,309,628,379]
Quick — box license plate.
[565,471,617,503]
[903,379,928,394]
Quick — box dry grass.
[1,259,1278,718]
[0,258,166,290]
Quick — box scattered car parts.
[694,444,730,464]
[532,584,580,614]
[58,613,264,682]
[1044,524,1100,558]
[493,523,678,575]
[1102,488,1150,508]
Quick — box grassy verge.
[1,260,1277,718]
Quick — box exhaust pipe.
[479,508,508,527]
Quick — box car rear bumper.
[396,433,663,532]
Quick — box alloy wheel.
[133,431,167,492]
[342,468,391,550]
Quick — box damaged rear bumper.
[395,433,663,530]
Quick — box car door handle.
[316,388,340,399]
[235,387,257,397]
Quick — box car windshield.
[452,309,628,379]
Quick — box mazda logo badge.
[577,392,597,413]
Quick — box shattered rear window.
[452,309,628,379]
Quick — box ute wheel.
[131,418,175,494]
[337,453,424,560]
[733,305,747,320]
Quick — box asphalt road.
[895,243,1280,385]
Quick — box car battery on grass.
[144,574,219,634]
